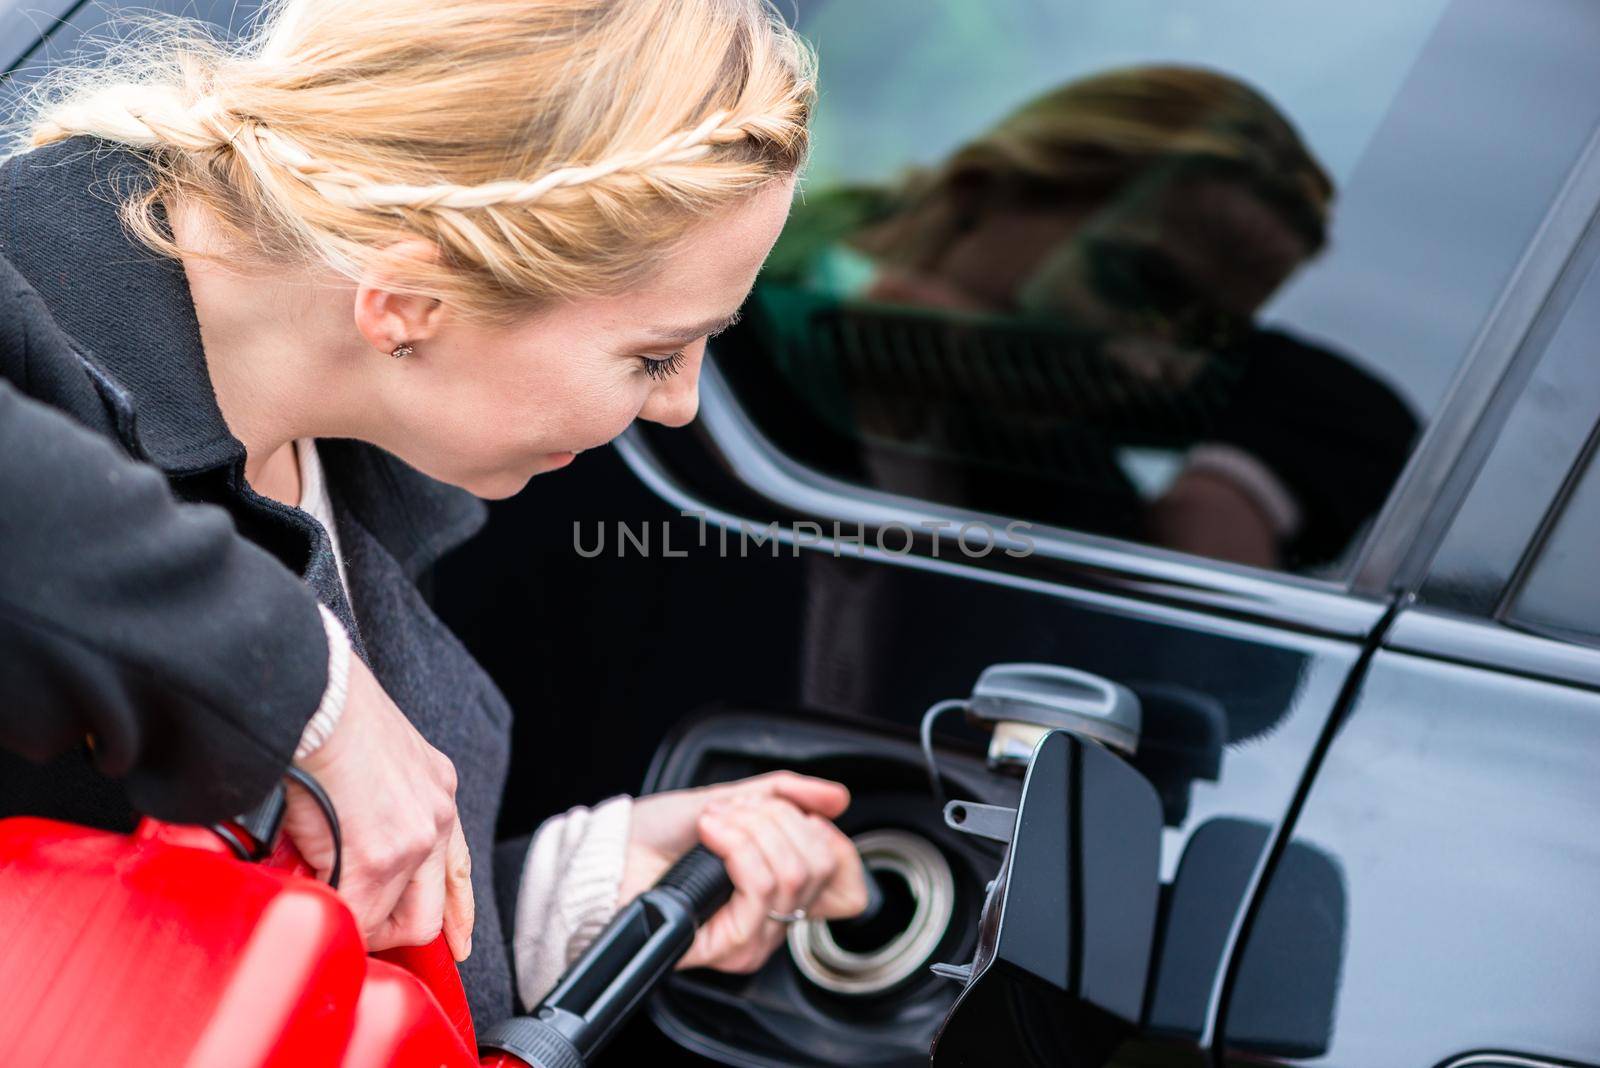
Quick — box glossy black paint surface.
[1223,647,1600,1067]
[1387,609,1600,691]
[931,732,1161,1068]
[431,430,1376,1067]
[440,161,1600,1061]
[503,441,1368,1064]
[562,378,1600,1068]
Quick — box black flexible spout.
[478,846,733,1068]
[479,847,890,1068]
[821,866,888,942]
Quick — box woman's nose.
[638,373,701,428]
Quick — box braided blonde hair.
[21,0,815,321]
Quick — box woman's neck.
[168,202,369,506]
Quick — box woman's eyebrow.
[641,308,743,344]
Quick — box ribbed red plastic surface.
[0,816,483,1067]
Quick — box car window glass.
[0,1,262,126]
[1506,441,1600,647]
[713,0,1600,577]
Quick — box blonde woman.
[0,0,866,1021]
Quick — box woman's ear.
[352,238,446,355]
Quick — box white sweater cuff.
[1183,443,1303,539]
[512,794,633,1008]
[294,604,350,762]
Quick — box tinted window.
[0,2,76,75]
[1,1,262,128]
[714,0,1600,576]
[1507,438,1600,646]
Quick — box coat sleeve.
[0,376,329,823]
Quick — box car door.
[1220,178,1600,1068]
[432,3,1600,1065]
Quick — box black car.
[5,2,1599,1067]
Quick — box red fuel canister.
[0,816,485,1067]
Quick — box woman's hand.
[285,654,475,961]
[620,772,868,974]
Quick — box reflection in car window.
[714,0,1600,576]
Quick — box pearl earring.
[390,342,414,359]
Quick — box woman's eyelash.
[640,349,687,380]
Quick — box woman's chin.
[457,452,576,499]
[541,449,578,472]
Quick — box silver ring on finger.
[767,907,807,925]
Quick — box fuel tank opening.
[828,867,914,953]
[787,828,955,996]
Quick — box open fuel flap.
[641,663,1167,1068]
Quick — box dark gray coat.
[0,136,520,1022]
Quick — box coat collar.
[0,137,485,578]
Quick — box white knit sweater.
[294,438,630,1007]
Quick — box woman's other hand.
[285,654,475,961]
[621,772,868,974]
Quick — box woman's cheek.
[578,376,654,445]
